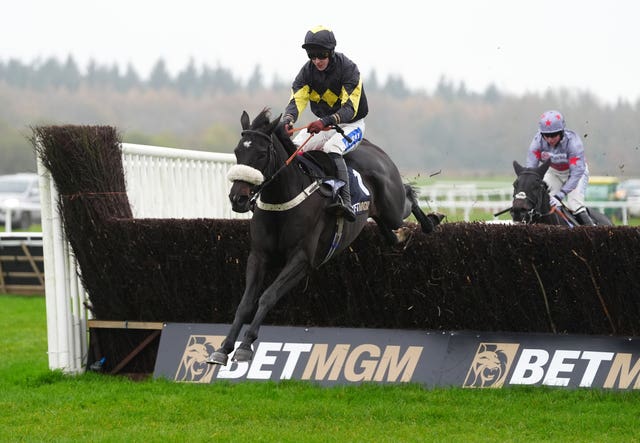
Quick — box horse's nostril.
[230,194,248,204]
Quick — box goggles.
[307,51,330,60]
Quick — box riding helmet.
[538,110,566,133]
[302,25,337,51]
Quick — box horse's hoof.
[428,212,446,226]
[206,351,228,366]
[233,347,253,362]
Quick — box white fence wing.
[38,143,243,374]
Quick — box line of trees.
[1,56,639,178]
[0,55,507,102]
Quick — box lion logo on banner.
[175,335,224,383]
[463,343,519,388]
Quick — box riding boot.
[574,209,596,226]
[327,153,356,222]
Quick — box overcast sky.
[3,1,639,104]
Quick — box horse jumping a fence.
[509,160,612,226]
[207,109,443,365]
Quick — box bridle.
[240,130,278,178]
[239,129,279,199]
[511,170,554,223]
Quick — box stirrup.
[326,198,356,221]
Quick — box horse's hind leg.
[370,185,441,245]
[207,253,266,365]
[405,184,444,233]
[371,216,403,245]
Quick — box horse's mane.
[250,108,273,131]
[275,125,297,154]
[251,107,297,155]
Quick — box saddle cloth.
[296,152,371,215]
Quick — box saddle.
[295,151,371,213]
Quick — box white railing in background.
[419,184,513,203]
[421,198,631,225]
[417,183,632,224]
[37,143,242,374]
[1,201,41,233]
[122,144,246,219]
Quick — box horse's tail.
[404,184,443,233]
[404,183,418,203]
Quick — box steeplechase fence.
[33,137,637,373]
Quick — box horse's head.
[510,159,551,223]
[227,109,283,212]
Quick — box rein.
[242,122,347,208]
[242,127,314,205]
[550,206,575,227]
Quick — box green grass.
[0,223,42,233]
[2,295,640,442]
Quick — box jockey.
[525,110,595,226]
[281,25,368,222]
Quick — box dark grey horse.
[207,109,443,365]
[511,160,612,226]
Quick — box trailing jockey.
[525,110,596,226]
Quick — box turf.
[2,295,640,442]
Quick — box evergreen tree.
[120,63,141,91]
[201,63,239,93]
[34,57,63,90]
[246,65,264,94]
[435,75,455,101]
[483,83,501,104]
[384,74,409,99]
[2,59,30,88]
[270,73,288,91]
[148,59,172,90]
[176,58,199,96]
[367,69,380,93]
[86,59,114,89]
[61,55,81,91]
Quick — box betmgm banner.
[153,323,640,390]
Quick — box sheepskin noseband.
[227,164,265,185]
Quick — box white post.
[4,208,11,233]
[37,161,61,369]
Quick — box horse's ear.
[539,159,551,176]
[513,160,523,175]
[241,111,250,130]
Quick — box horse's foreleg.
[233,250,310,362]
[207,253,266,366]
